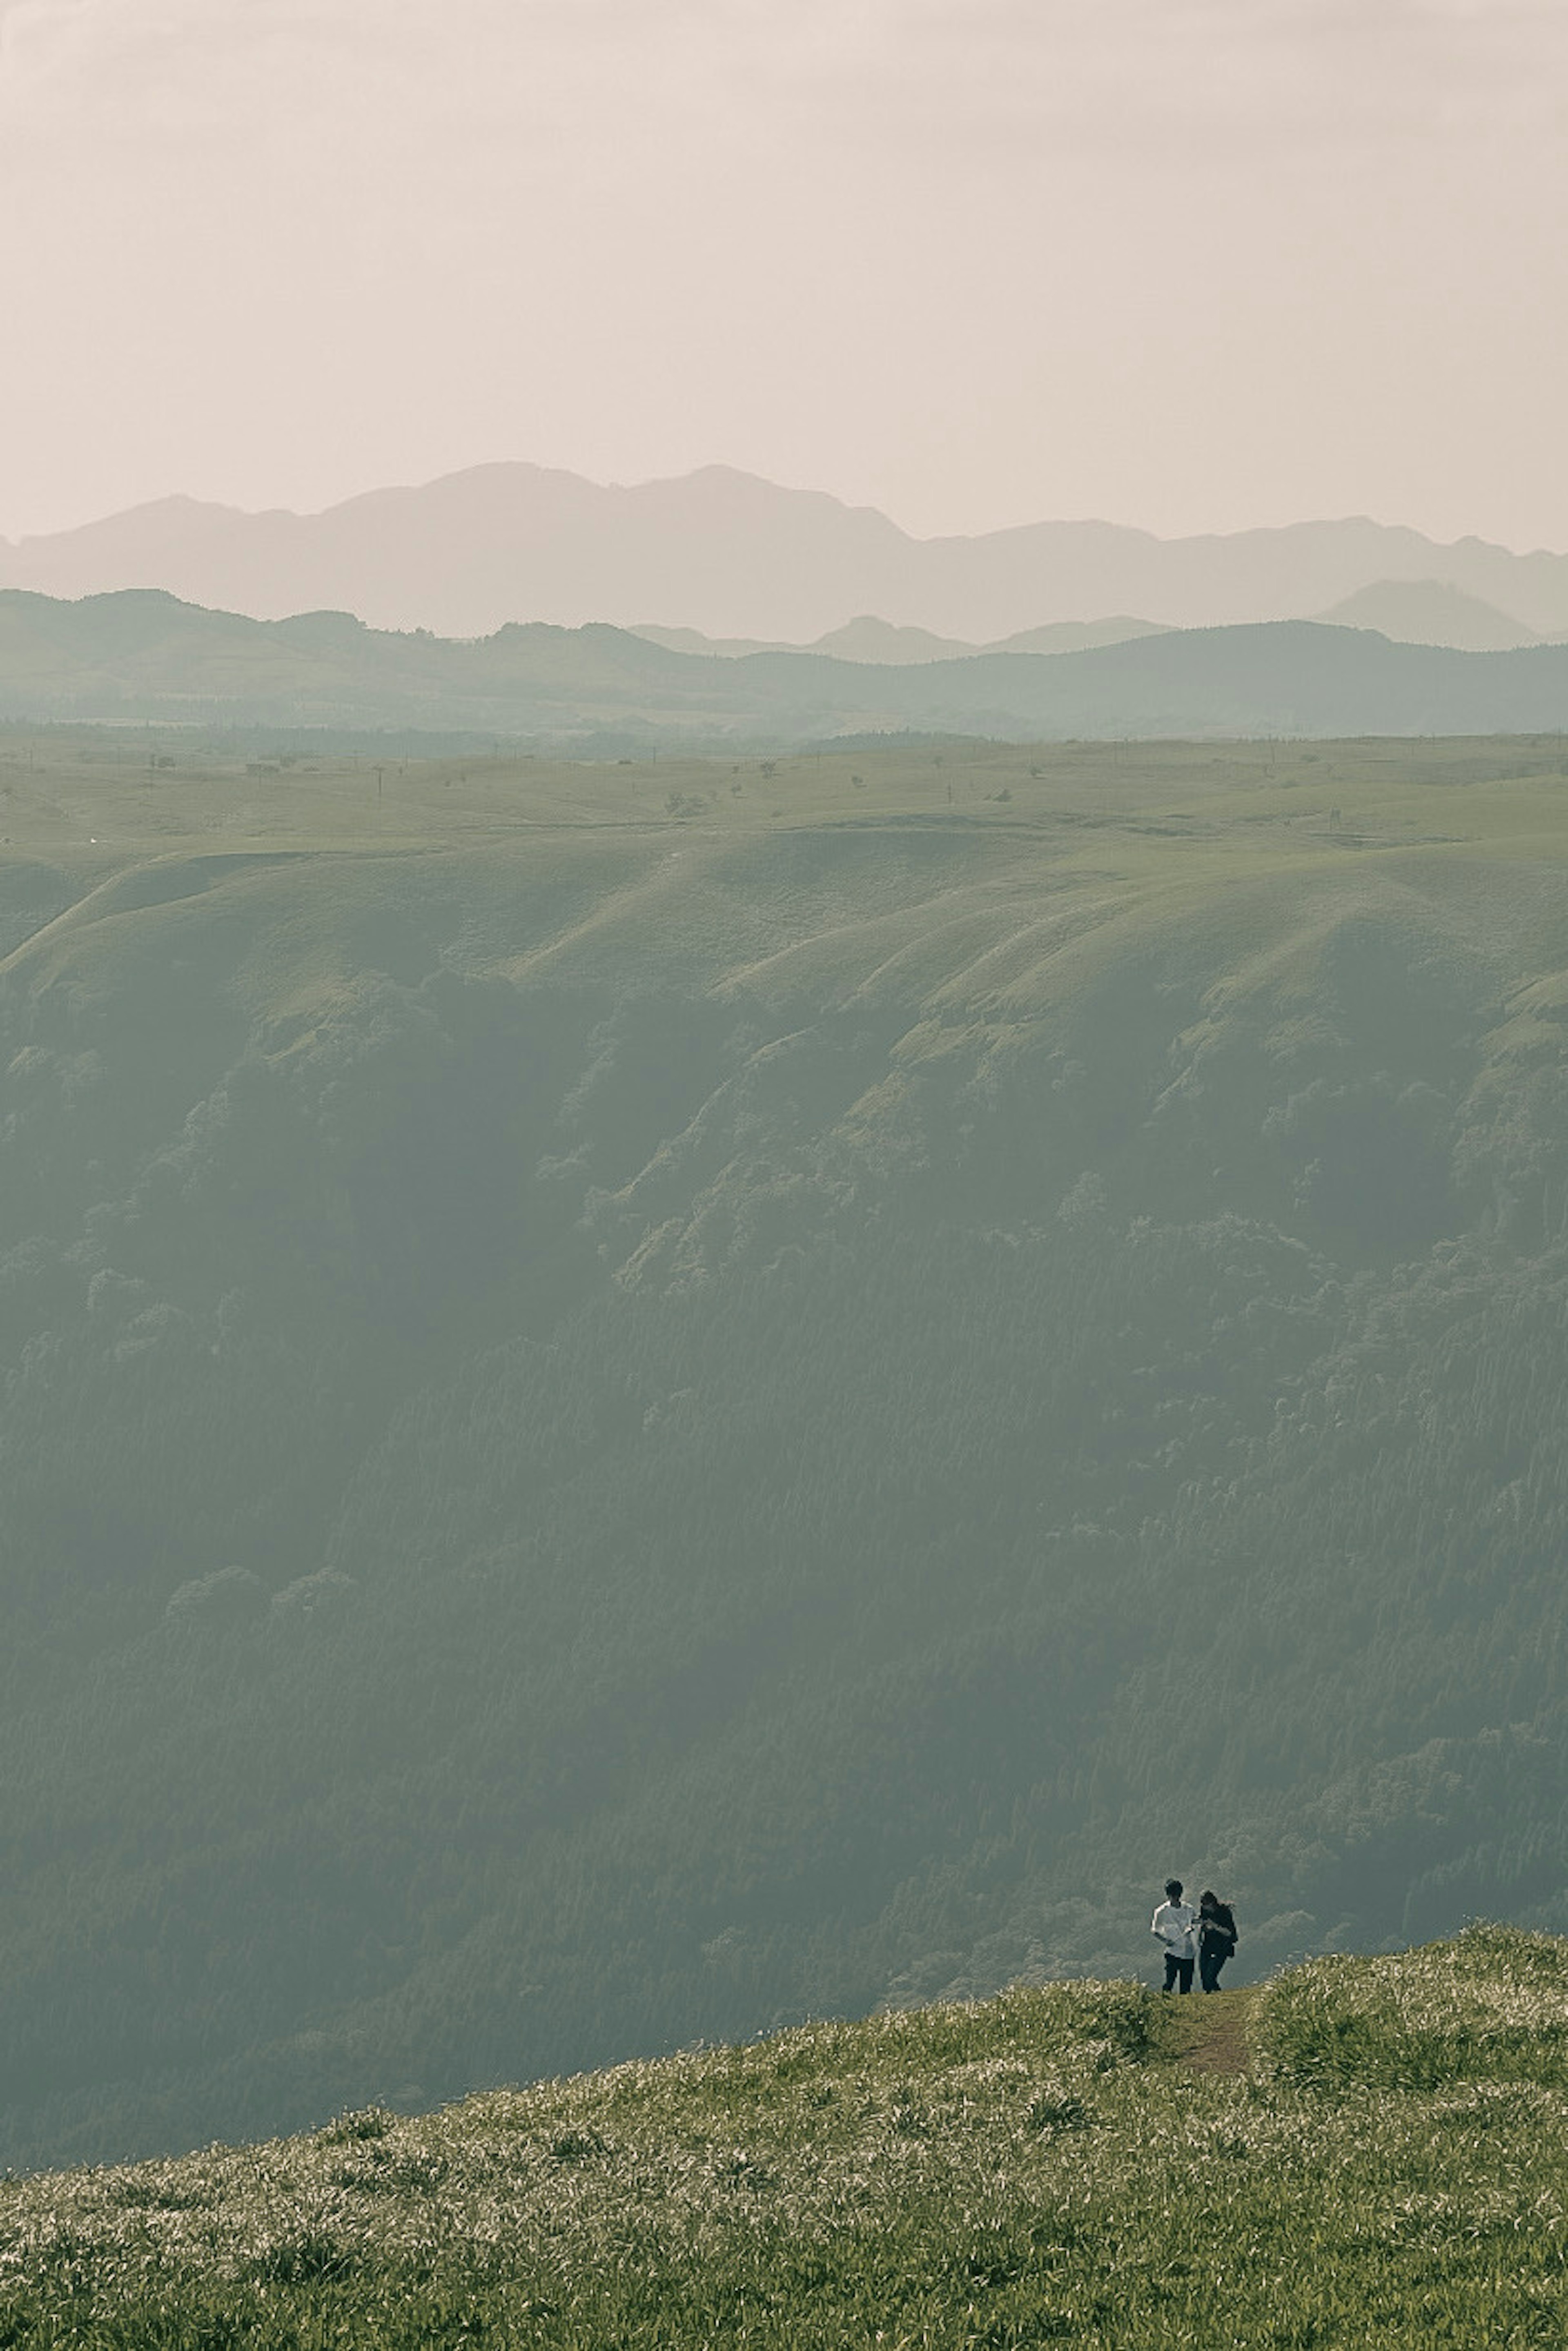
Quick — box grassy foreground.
[2,1930,1564,2347]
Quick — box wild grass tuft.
[1256,1923,1568,2088]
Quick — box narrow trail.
[1162,1986,1258,2077]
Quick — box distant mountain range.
[638,588,1550,664]
[2,465,1566,643]
[630,615,1174,663]
[5,588,1568,744]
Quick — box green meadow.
[1,1930,1565,2347]
[7,727,1568,1019]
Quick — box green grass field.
[5,728,1568,1035]
[0,1930,1562,2347]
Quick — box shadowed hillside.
[7,589,1568,741]
[4,732,1568,2170]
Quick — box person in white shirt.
[1151,1877,1198,1993]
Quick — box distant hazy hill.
[1313,577,1544,651]
[630,622,796,658]
[989,614,1171,656]
[4,465,1567,640]
[631,614,1170,663]
[7,588,1568,742]
[810,615,971,663]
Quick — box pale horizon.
[3,1,1565,552]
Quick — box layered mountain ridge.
[6,588,1568,745]
[4,464,1565,642]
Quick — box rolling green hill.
[4,730,1568,2171]
[0,1930,1564,2346]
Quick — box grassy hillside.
[6,729,1568,2171]
[1,1930,1564,2346]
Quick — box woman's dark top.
[1198,1900,1237,1952]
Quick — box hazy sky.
[2,0,1565,547]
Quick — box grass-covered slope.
[7,732,1568,2171]
[3,1931,1566,2347]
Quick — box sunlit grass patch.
[1257,1924,1568,2088]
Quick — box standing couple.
[1152,1877,1237,1993]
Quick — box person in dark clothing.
[1197,1890,1238,1992]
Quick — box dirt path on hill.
[1162,1986,1258,2076]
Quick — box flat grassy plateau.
[7,728,1568,1033]
[2,1930,1565,2348]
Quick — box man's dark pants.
[1163,1952,1194,1993]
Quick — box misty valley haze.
[6,730,1568,2179]
[7,0,1568,2333]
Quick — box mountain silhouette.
[4,467,1567,642]
[7,589,1568,741]
[1311,578,1544,651]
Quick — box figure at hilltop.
[1151,1878,1197,1993]
[1197,1891,1238,1992]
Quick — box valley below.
[4,728,1568,2173]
